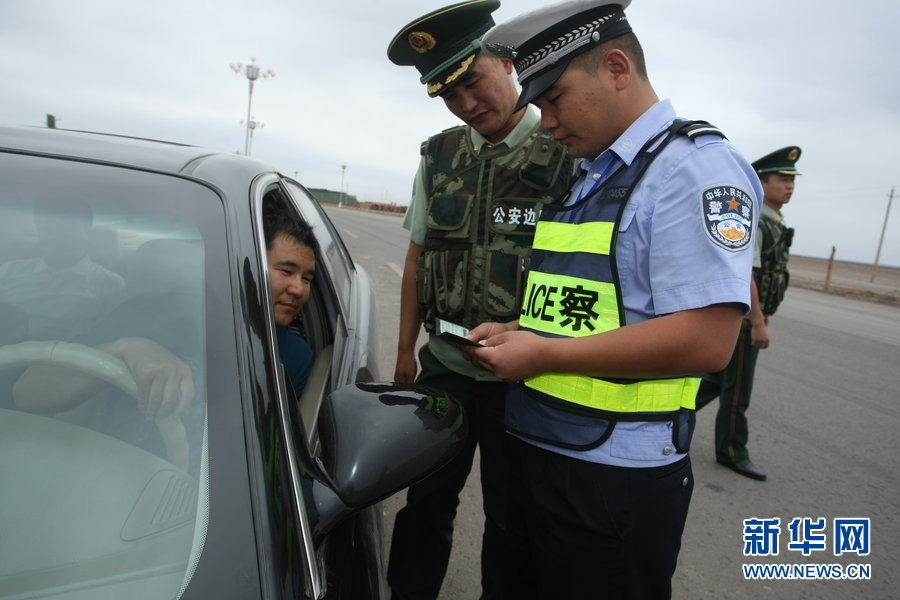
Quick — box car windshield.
[0,154,232,599]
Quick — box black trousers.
[504,437,693,600]
[388,345,508,600]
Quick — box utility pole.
[871,186,895,282]
[824,246,836,290]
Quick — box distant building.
[308,188,359,206]
[362,202,407,215]
[308,187,407,215]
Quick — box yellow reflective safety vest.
[510,121,721,428]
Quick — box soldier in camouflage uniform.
[386,2,572,599]
[697,146,801,482]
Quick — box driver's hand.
[107,338,195,419]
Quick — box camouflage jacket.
[754,206,793,315]
[418,122,572,332]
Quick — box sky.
[3,0,899,267]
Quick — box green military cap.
[387,0,501,97]
[752,146,803,175]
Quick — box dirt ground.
[788,255,900,306]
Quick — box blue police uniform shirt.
[517,99,762,468]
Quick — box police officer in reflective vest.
[386,2,573,599]
[696,146,802,482]
[466,1,761,597]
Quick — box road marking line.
[342,228,358,239]
[387,262,403,278]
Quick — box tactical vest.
[510,121,723,431]
[418,124,573,332]
[755,211,792,315]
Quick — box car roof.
[0,125,270,176]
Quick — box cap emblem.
[409,31,437,54]
[788,148,799,161]
[483,42,517,59]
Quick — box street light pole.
[241,117,265,155]
[230,57,274,155]
[871,186,895,282]
[339,164,348,208]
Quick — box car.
[0,125,467,600]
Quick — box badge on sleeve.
[700,186,754,251]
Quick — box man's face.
[267,234,315,326]
[533,58,622,159]
[439,57,520,143]
[761,173,796,209]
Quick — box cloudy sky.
[3,0,899,266]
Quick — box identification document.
[435,318,483,347]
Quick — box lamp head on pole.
[230,57,276,82]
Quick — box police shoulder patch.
[700,185,754,251]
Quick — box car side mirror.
[315,382,467,509]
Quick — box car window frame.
[250,174,327,599]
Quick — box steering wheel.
[0,341,189,470]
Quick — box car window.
[284,180,354,316]
[0,154,233,600]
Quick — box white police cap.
[483,0,632,111]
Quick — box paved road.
[324,206,899,599]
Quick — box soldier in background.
[697,146,802,481]
[386,2,572,598]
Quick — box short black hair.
[262,195,321,261]
[570,32,647,79]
